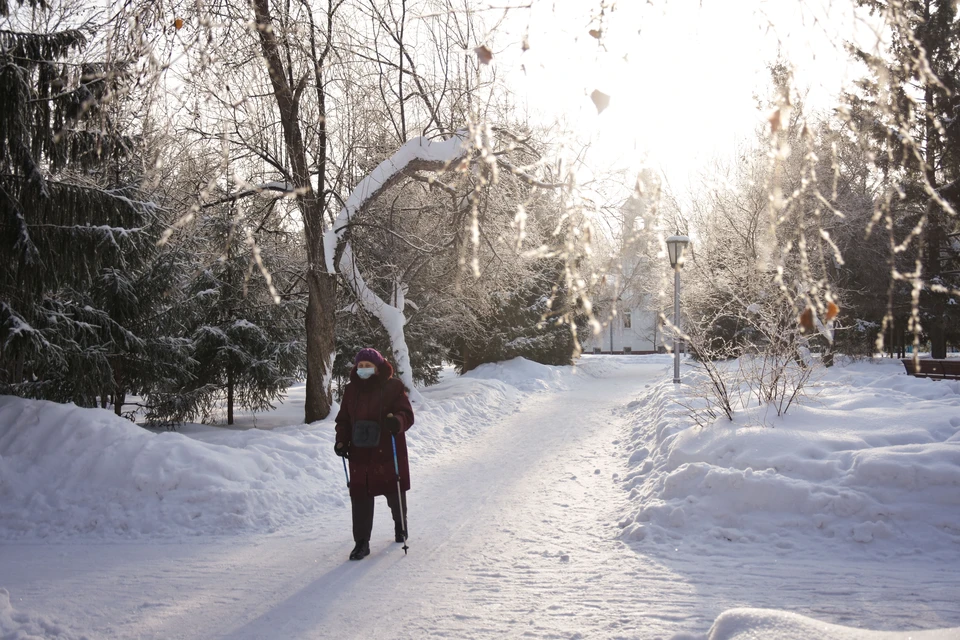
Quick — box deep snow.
[617,357,960,554]
[1,355,958,639]
[0,361,535,539]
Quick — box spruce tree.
[456,258,582,373]
[846,0,960,357]
[0,0,156,405]
[146,202,304,425]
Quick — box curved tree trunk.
[324,132,468,403]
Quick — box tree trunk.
[111,360,123,414]
[926,222,948,359]
[304,269,336,421]
[898,320,906,359]
[13,351,24,384]
[114,390,125,417]
[227,369,234,426]
[920,13,947,361]
[253,0,336,422]
[931,324,947,359]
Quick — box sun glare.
[493,0,883,192]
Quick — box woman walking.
[334,348,414,560]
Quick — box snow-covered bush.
[681,297,822,424]
[736,300,819,417]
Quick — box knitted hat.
[354,348,385,367]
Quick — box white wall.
[582,307,660,353]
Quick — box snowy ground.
[1,356,958,639]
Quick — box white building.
[581,174,669,355]
[582,295,663,354]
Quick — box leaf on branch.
[767,107,790,134]
[588,29,602,39]
[798,307,815,333]
[474,45,493,65]
[590,90,610,114]
[174,18,184,30]
[825,301,839,321]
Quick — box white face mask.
[357,367,376,379]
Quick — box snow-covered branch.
[322,131,469,399]
[323,131,468,273]
[338,243,424,403]
[495,158,566,189]
[201,182,297,209]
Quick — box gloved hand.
[334,441,350,458]
[385,414,401,435]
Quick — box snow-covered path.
[3,359,958,639]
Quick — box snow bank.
[0,396,345,538]
[673,608,960,640]
[0,588,85,640]
[464,357,566,392]
[0,358,561,539]
[618,358,960,553]
[575,353,675,379]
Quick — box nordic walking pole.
[342,456,350,488]
[391,433,409,555]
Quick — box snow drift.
[618,357,960,553]
[0,588,88,640]
[0,358,563,539]
[0,395,344,538]
[674,608,960,640]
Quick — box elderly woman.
[334,348,415,560]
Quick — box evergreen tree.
[0,0,156,405]
[456,258,582,373]
[846,0,960,357]
[147,203,305,425]
[96,244,199,417]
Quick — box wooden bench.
[901,358,960,380]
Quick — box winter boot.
[394,525,407,543]
[349,540,370,561]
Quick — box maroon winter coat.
[334,360,414,499]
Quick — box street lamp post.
[666,234,690,384]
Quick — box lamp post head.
[665,234,690,268]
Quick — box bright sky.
[485,0,884,194]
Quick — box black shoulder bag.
[351,385,384,448]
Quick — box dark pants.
[351,491,407,542]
